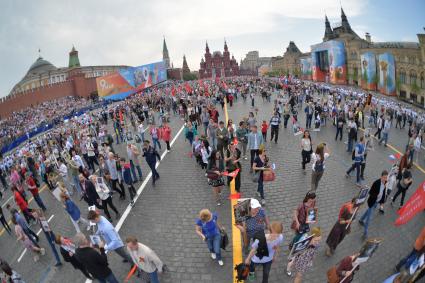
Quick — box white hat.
[250,198,261,209]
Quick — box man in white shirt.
[125,236,164,283]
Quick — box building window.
[399,70,406,84]
[410,70,417,86]
[420,73,424,89]
[410,92,417,102]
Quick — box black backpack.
[235,263,250,282]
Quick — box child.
[261,121,268,141]
[119,158,137,205]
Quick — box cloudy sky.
[0,0,424,97]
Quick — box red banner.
[222,169,240,178]
[394,181,425,226]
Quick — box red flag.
[185,82,192,93]
[222,169,240,178]
[229,193,241,200]
[124,265,138,282]
[394,181,425,226]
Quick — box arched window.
[410,70,417,86]
[399,69,406,84]
[420,72,424,89]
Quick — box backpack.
[314,156,324,172]
[235,263,250,282]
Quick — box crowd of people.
[0,76,423,283]
[0,96,95,153]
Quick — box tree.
[395,77,402,92]
[89,91,98,101]
[183,72,197,81]
[362,70,368,87]
[410,81,420,94]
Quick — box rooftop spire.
[324,15,334,41]
[162,37,170,68]
[340,7,351,31]
[68,45,80,68]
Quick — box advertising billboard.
[96,61,167,100]
[96,72,134,100]
[378,53,396,96]
[311,40,346,84]
[120,61,167,91]
[300,58,312,80]
[360,52,377,91]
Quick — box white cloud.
[0,0,370,97]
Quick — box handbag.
[252,171,260,183]
[263,170,275,182]
[326,266,339,283]
[220,228,229,250]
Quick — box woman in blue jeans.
[195,209,223,266]
[245,222,284,283]
[253,149,270,206]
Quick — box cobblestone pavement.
[0,93,424,283]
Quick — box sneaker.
[379,208,385,214]
[217,202,221,206]
[286,270,292,277]
[345,173,350,178]
[248,272,256,281]
[261,199,266,205]
[218,260,224,266]
[34,255,40,262]
[211,253,216,260]
[256,191,261,197]
[40,248,46,256]
[244,157,248,160]
[130,201,135,207]
[358,220,364,226]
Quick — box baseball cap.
[250,198,261,209]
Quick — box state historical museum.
[199,41,239,79]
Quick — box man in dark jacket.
[358,170,388,238]
[79,174,103,209]
[143,141,161,186]
[74,233,119,283]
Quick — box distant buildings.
[271,8,425,105]
[0,46,126,118]
[199,41,239,79]
[240,51,272,75]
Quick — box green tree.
[183,72,197,81]
[362,70,368,86]
[395,77,402,92]
[411,81,420,94]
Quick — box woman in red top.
[261,121,269,143]
[161,122,172,151]
[12,186,35,224]
[25,173,47,211]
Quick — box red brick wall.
[0,77,98,118]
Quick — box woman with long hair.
[252,149,270,205]
[310,143,330,191]
[300,130,312,172]
[207,150,225,206]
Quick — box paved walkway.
[0,94,424,283]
